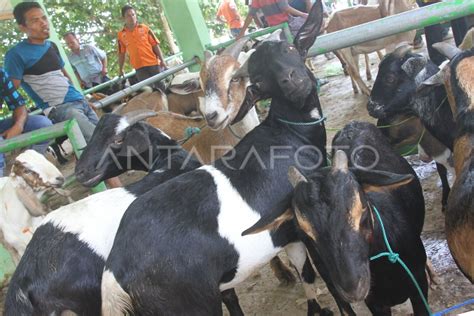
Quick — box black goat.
[367,44,456,211]
[101,2,337,315]
[4,112,206,316]
[245,122,428,315]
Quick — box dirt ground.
[1,38,473,315]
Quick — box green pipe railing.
[0,119,106,193]
[83,52,184,95]
[93,57,200,109]
[308,0,474,56]
[205,22,293,51]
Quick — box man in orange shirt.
[216,0,243,38]
[118,5,167,90]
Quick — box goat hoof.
[320,308,333,316]
[276,268,297,286]
[270,257,296,286]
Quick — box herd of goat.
[0,1,472,315]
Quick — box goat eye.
[231,77,241,83]
[386,76,396,84]
[113,138,124,146]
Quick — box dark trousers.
[135,65,165,91]
[416,0,468,65]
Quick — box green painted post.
[161,0,210,71]
[0,246,15,286]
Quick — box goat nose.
[206,111,218,123]
[279,70,293,85]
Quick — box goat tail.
[101,269,134,315]
[4,287,34,316]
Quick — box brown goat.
[326,0,416,95]
[425,42,474,283]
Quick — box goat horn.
[432,42,462,60]
[123,110,158,125]
[232,58,250,79]
[288,166,307,188]
[392,43,412,58]
[333,150,349,172]
[111,102,127,114]
[221,37,249,59]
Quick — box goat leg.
[221,288,244,316]
[270,256,297,286]
[285,243,334,316]
[435,162,450,213]
[364,53,372,81]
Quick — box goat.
[419,42,474,283]
[115,74,203,116]
[244,122,428,315]
[199,38,296,285]
[326,0,416,95]
[101,2,339,315]
[367,44,457,210]
[111,47,258,165]
[377,114,453,211]
[4,111,220,315]
[0,150,64,265]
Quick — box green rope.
[369,205,432,315]
[398,127,426,157]
[277,116,326,126]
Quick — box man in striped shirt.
[237,0,308,39]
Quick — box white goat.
[0,150,64,264]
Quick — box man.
[5,2,121,187]
[63,32,109,89]
[118,5,167,91]
[237,0,308,38]
[288,0,312,12]
[216,0,244,38]
[0,68,52,177]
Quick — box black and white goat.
[101,2,337,315]
[0,150,64,264]
[4,111,203,315]
[245,122,428,315]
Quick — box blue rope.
[369,205,432,315]
[433,298,474,316]
[184,127,201,139]
[277,116,326,126]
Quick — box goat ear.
[417,63,448,94]
[401,56,427,78]
[231,85,262,125]
[351,168,414,193]
[294,0,324,57]
[203,50,213,69]
[117,123,151,157]
[242,208,294,236]
[15,186,47,217]
[288,166,307,188]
